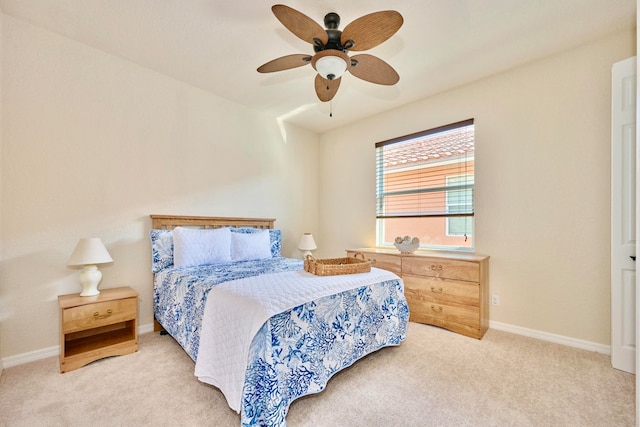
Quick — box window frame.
[375,119,475,251]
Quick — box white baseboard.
[2,344,59,369]
[1,323,155,369]
[138,323,154,335]
[1,321,610,369]
[489,320,611,355]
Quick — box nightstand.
[58,286,138,373]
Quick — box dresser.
[58,286,139,373]
[346,249,489,339]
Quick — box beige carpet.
[0,322,635,427]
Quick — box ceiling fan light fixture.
[261,6,403,102]
[312,50,350,81]
[316,55,347,80]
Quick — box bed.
[149,215,409,427]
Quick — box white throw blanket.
[194,267,399,412]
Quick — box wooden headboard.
[150,214,275,230]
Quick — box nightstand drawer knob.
[430,264,443,271]
[93,309,113,319]
[431,305,443,313]
[430,286,443,293]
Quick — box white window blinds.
[376,119,475,219]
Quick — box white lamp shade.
[67,238,113,266]
[298,233,317,251]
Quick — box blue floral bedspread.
[154,257,304,360]
[153,257,409,426]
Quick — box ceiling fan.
[257,4,403,103]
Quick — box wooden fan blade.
[314,74,341,102]
[349,54,399,85]
[341,11,403,51]
[272,4,328,45]
[257,54,312,73]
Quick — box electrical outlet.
[491,294,500,306]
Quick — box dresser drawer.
[408,297,479,325]
[63,297,137,333]
[407,298,481,337]
[403,275,479,306]
[349,251,401,275]
[402,256,479,282]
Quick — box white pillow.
[173,227,232,268]
[230,229,272,262]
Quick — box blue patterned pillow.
[149,229,174,273]
[231,228,282,258]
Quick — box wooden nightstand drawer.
[62,297,137,333]
[402,256,479,282]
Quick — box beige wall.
[318,30,636,346]
[0,15,635,361]
[0,15,319,359]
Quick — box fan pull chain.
[330,101,333,118]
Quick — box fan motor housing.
[314,12,351,53]
[315,30,347,52]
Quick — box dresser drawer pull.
[430,305,443,313]
[430,264,443,271]
[93,309,113,319]
[430,286,443,293]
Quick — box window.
[375,119,475,251]
[446,175,474,237]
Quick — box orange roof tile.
[382,128,474,168]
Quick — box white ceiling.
[0,0,636,134]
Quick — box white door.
[611,56,636,374]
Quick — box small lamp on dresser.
[298,233,317,259]
[67,238,113,297]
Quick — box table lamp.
[298,233,317,259]
[67,238,113,296]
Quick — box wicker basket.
[304,252,371,276]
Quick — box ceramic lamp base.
[78,265,102,296]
